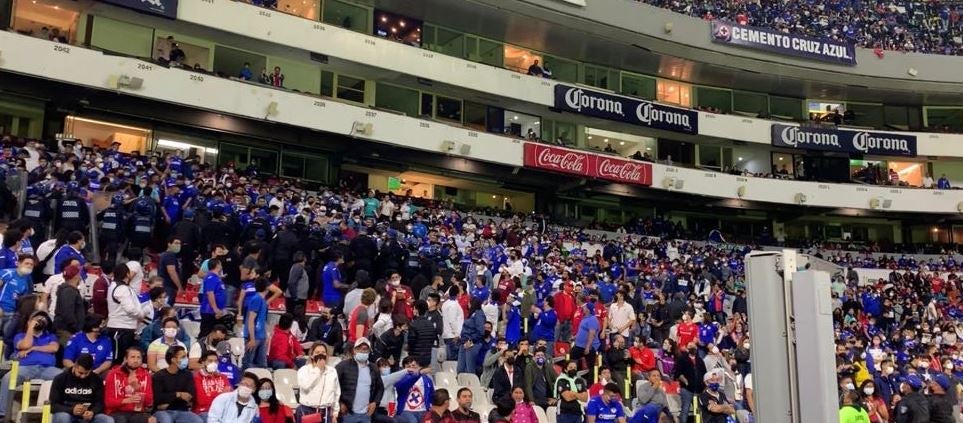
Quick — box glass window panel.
[656,80,692,107]
[477,38,503,67]
[621,73,656,100]
[421,93,433,117]
[733,91,768,116]
[435,96,462,122]
[323,0,369,33]
[926,108,963,130]
[769,96,804,120]
[336,75,366,103]
[464,101,487,131]
[375,83,419,116]
[543,55,578,83]
[698,145,722,169]
[281,154,304,179]
[554,121,575,146]
[695,87,732,113]
[433,26,464,57]
[846,103,884,128]
[218,143,249,168]
[320,71,334,97]
[304,156,329,182]
[249,148,278,175]
[503,45,542,74]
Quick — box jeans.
[679,388,695,423]
[342,413,371,423]
[153,410,203,423]
[53,412,114,423]
[395,411,425,423]
[0,365,62,416]
[444,339,459,362]
[555,321,572,344]
[242,339,267,368]
[457,342,481,374]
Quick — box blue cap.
[584,301,595,314]
[904,374,924,390]
[932,373,951,391]
[183,209,194,219]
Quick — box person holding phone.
[0,311,61,419]
[50,353,111,423]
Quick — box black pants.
[569,345,597,377]
[111,411,152,423]
[106,327,136,364]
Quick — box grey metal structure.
[744,251,838,423]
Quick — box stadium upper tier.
[641,0,963,56]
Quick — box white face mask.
[237,385,253,399]
[845,383,855,391]
[205,362,218,373]
[743,343,750,349]
[163,328,178,338]
[863,387,875,396]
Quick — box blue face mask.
[708,383,720,391]
[381,368,390,376]
[179,358,189,370]
[355,352,369,363]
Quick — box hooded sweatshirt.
[50,369,105,415]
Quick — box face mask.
[258,389,273,400]
[708,383,720,391]
[920,362,930,369]
[484,330,492,338]
[206,362,218,373]
[945,363,954,370]
[535,357,546,366]
[845,383,855,391]
[355,352,369,363]
[17,266,32,276]
[566,369,577,378]
[743,343,750,349]
[237,386,253,399]
[179,358,188,370]
[864,387,875,396]
[164,328,178,338]
[381,368,390,376]
[884,367,895,376]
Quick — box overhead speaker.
[674,179,685,190]
[794,193,807,204]
[459,144,472,155]
[737,185,746,198]
[869,198,881,209]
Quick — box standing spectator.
[491,347,522,403]
[63,314,113,375]
[285,252,309,315]
[571,301,600,371]
[675,342,706,422]
[458,298,486,374]
[267,313,303,369]
[321,254,346,313]
[937,174,952,189]
[193,351,231,420]
[508,387,537,423]
[584,383,626,423]
[928,374,954,423]
[530,297,556,357]
[0,312,61,419]
[239,63,254,81]
[440,288,464,362]
[893,374,929,423]
[199,258,227,339]
[50,354,110,423]
[348,288,377,344]
[450,388,480,423]
[335,338,385,423]
[41,257,78,319]
[523,347,556,410]
[54,264,85,344]
[858,380,888,423]
[242,278,270,369]
[207,372,259,423]
[394,357,435,423]
[407,300,436,368]
[147,318,187,372]
[297,342,340,423]
[158,237,183,306]
[104,347,154,423]
[269,67,284,88]
[152,346,203,423]
[0,229,21,270]
[106,263,144,364]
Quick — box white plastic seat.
[273,369,299,408]
[247,367,273,381]
[181,320,201,341]
[227,337,245,366]
[469,386,491,407]
[475,404,494,421]
[434,371,458,388]
[441,361,457,374]
[456,372,481,389]
[545,406,557,423]
[21,380,51,413]
[327,356,341,367]
[534,404,548,423]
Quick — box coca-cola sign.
[554,84,698,135]
[524,144,652,186]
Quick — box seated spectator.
[699,370,735,423]
[152,346,203,423]
[50,353,110,423]
[193,351,231,420]
[188,325,228,371]
[105,347,154,423]
[527,60,544,77]
[207,372,259,423]
[487,397,515,423]
[255,378,292,423]
[633,369,669,415]
[585,383,626,423]
[147,317,187,372]
[267,313,304,369]
[423,389,455,423]
[63,314,113,375]
[0,311,60,419]
[394,356,434,423]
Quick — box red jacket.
[347,304,370,343]
[267,327,302,368]
[554,290,575,321]
[630,346,656,374]
[104,365,153,414]
[193,371,231,413]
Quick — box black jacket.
[928,394,953,423]
[491,364,523,403]
[674,352,707,393]
[54,283,85,333]
[373,329,405,365]
[152,368,196,411]
[335,359,385,410]
[50,369,104,415]
[894,391,929,423]
[407,315,436,367]
[603,347,632,373]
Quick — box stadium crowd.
[640,0,963,56]
[0,133,955,423]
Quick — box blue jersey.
[200,272,227,315]
[64,332,113,369]
[0,269,31,313]
[321,261,342,305]
[536,279,554,307]
[163,196,181,223]
[218,356,240,386]
[471,285,490,303]
[243,294,268,341]
[533,309,557,342]
[585,396,625,423]
[53,245,86,276]
[505,305,521,345]
[0,248,17,270]
[698,323,719,346]
[13,332,57,366]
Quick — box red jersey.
[267,327,302,368]
[677,322,698,348]
[104,365,153,414]
[554,290,575,321]
[572,306,584,333]
[630,346,656,374]
[347,304,371,343]
[193,371,231,413]
[391,284,415,320]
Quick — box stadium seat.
[456,372,481,389]
[247,367,273,381]
[441,361,457,374]
[19,380,51,415]
[227,338,245,366]
[534,404,548,423]
[327,356,341,367]
[181,320,200,341]
[545,406,557,423]
[273,369,299,408]
[470,387,491,407]
[434,371,458,388]
[476,404,494,420]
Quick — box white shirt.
[106,282,144,330]
[482,301,499,329]
[43,273,66,318]
[127,260,145,294]
[379,200,396,217]
[608,302,635,337]
[37,239,58,276]
[441,299,464,340]
[371,313,393,339]
[297,364,341,414]
[924,176,935,188]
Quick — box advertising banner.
[100,0,178,19]
[553,84,698,135]
[710,20,857,66]
[523,143,652,186]
[771,124,917,157]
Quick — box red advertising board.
[523,143,652,186]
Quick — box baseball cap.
[932,373,951,391]
[354,337,371,349]
[904,374,924,390]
